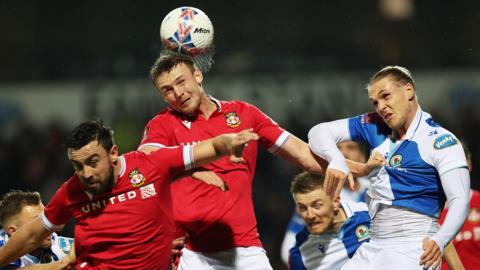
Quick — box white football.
[160,7,214,56]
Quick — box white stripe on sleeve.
[40,212,65,232]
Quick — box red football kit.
[440,189,480,270]
[139,98,290,252]
[41,147,193,269]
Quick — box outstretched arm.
[308,119,354,198]
[0,217,51,267]
[191,129,259,167]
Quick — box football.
[160,7,214,56]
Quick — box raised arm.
[308,119,352,198]
[191,129,259,167]
[0,217,52,266]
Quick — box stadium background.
[1,1,479,269]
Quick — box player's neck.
[395,103,419,140]
[197,95,217,119]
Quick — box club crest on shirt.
[225,112,241,128]
[433,134,458,150]
[389,154,403,168]
[355,225,370,241]
[129,168,145,188]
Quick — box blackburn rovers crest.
[355,225,370,241]
[389,154,403,168]
[225,112,241,128]
[129,168,146,188]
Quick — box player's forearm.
[442,242,465,270]
[0,218,51,266]
[432,168,470,252]
[276,135,326,174]
[308,119,351,174]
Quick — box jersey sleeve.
[42,182,71,232]
[430,133,468,175]
[348,112,390,149]
[247,103,290,153]
[145,145,194,178]
[138,115,174,149]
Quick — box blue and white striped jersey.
[289,201,370,270]
[0,230,73,268]
[348,109,468,218]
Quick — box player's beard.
[87,164,115,195]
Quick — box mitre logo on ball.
[160,6,214,56]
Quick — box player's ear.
[332,196,341,211]
[405,83,415,101]
[110,145,119,163]
[194,68,203,85]
[6,225,17,236]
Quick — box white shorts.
[177,246,273,270]
[341,238,439,270]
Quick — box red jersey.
[139,98,289,252]
[41,147,193,270]
[440,189,480,270]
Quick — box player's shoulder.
[341,200,369,219]
[294,226,310,244]
[355,112,386,125]
[418,114,460,150]
[148,108,179,124]
[220,99,255,109]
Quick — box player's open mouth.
[383,113,393,121]
[181,98,190,105]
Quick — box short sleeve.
[247,103,289,153]
[430,133,468,175]
[42,183,70,231]
[138,114,174,149]
[145,145,193,178]
[348,112,390,148]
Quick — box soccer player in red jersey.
[441,142,479,270]
[0,120,258,270]
[140,54,369,269]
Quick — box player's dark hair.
[290,172,325,194]
[150,53,196,87]
[367,66,415,90]
[0,190,42,227]
[66,120,114,152]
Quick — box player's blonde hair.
[367,66,415,90]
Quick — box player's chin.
[307,223,327,235]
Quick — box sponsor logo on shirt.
[129,168,145,188]
[355,225,370,241]
[80,185,157,214]
[140,183,157,199]
[433,134,458,150]
[225,112,241,128]
[389,154,403,168]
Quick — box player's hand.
[324,168,347,199]
[420,237,442,269]
[172,236,186,256]
[192,170,228,191]
[224,129,259,163]
[364,151,385,176]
